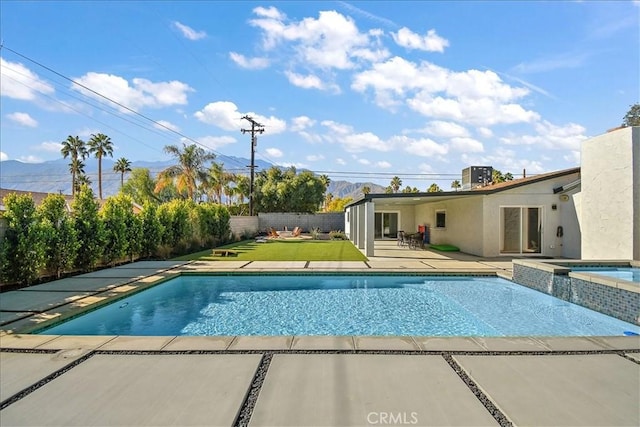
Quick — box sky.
[1,1,639,190]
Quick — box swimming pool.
[39,275,639,337]
[572,267,640,283]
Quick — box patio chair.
[268,227,280,238]
[292,226,302,237]
[397,230,406,247]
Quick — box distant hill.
[0,158,382,200]
[326,181,386,200]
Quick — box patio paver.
[0,311,33,326]
[0,351,85,401]
[627,353,640,362]
[0,334,59,349]
[307,261,369,269]
[454,354,640,426]
[0,291,92,313]
[0,354,261,426]
[112,261,188,269]
[161,336,234,351]
[228,335,293,350]
[367,260,434,269]
[35,335,117,350]
[290,336,355,350]
[354,336,419,350]
[250,354,498,426]
[97,336,175,351]
[73,268,159,279]
[242,261,307,269]
[471,337,550,351]
[413,336,486,352]
[16,277,130,293]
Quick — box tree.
[427,183,442,192]
[253,166,325,213]
[38,194,79,278]
[113,157,132,189]
[451,180,461,192]
[88,133,114,199]
[61,135,88,197]
[326,196,353,212]
[622,103,640,127]
[72,185,104,271]
[402,186,419,193]
[156,143,215,201]
[362,185,371,196]
[390,176,402,193]
[203,162,228,204]
[492,170,514,184]
[0,193,46,285]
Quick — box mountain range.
[0,157,385,201]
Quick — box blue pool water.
[572,267,640,283]
[39,275,640,337]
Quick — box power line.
[0,45,250,171]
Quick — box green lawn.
[174,239,367,261]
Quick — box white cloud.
[500,120,587,150]
[477,127,494,138]
[358,158,371,165]
[19,155,43,163]
[291,116,316,131]
[154,120,180,132]
[194,135,236,150]
[229,52,270,69]
[421,121,469,138]
[449,137,484,153]
[336,158,346,165]
[285,71,339,92]
[195,101,286,134]
[564,150,581,165]
[172,21,207,40]
[0,151,8,161]
[353,58,539,127]
[392,27,449,52]
[72,73,193,112]
[35,141,62,152]
[1,58,55,100]
[376,161,392,168]
[7,112,38,127]
[392,135,449,157]
[265,147,283,158]
[342,131,390,152]
[306,154,325,161]
[298,131,323,143]
[249,7,389,70]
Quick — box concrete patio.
[1,251,639,426]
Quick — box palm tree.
[156,143,215,201]
[362,185,371,196]
[113,157,132,189]
[87,133,114,199]
[75,172,91,193]
[427,183,442,192]
[451,180,461,192]
[203,162,227,203]
[60,135,88,197]
[390,176,402,193]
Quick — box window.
[435,210,446,228]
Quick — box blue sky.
[1,1,638,190]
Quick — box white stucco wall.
[581,127,639,260]
[414,197,485,255]
[373,203,416,234]
[480,173,581,257]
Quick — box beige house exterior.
[346,126,640,261]
[345,168,581,258]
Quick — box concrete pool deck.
[1,256,640,426]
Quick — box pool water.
[39,275,640,337]
[572,267,640,283]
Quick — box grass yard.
[174,239,368,262]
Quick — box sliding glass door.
[374,212,399,239]
[500,207,542,254]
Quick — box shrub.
[38,194,79,278]
[329,230,347,240]
[0,193,47,285]
[73,185,104,271]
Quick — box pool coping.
[2,260,639,353]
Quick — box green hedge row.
[0,185,231,286]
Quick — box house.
[345,167,581,258]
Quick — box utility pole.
[241,115,264,216]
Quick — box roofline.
[345,167,581,208]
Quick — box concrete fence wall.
[258,212,345,233]
[229,216,259,238]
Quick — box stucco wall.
[581,127,639,260]
[481,172,581,257]
[414,197,485,255]
[373,203,416,234]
